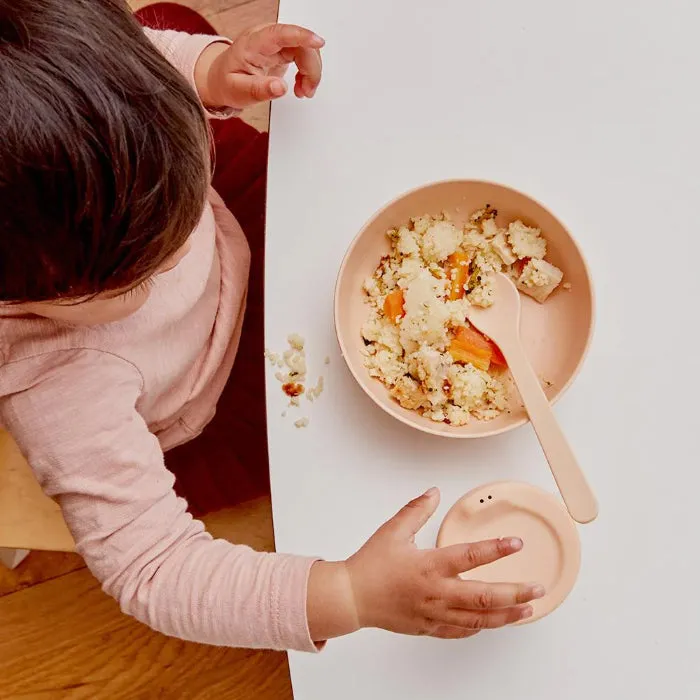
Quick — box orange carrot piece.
[454,326,492,352]
[450,326,508,370]
[512,256,531,277]
[449,326,492,371]
[445,252,470,300]
[488,339,507,368]
[383,289,405,323]
[449,344,491,371]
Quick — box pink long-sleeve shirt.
[0,28,318,652]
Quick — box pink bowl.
[334,180,595,438]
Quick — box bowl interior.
[334,180,594,438]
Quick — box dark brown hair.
[0,0,211,302]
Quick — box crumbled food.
[294,417,310,429]
[507,220,547,260]
[562,282,572,290]
[516,258,564,303]
[306,376,325,402]
[324,356,330,365]
[268,334,308,399]
[470,204,498,224]
[282,382,304,397]
[445,404,471,426]
[282,348,306,380]
[361,207,563,424]
[287,333,305,351]
[267,333,328,422]
[390,375,428,410]
[394,225,420,257]
[419,219,463,262]
[481,217,501,239]
[491,232,518,266]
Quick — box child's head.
[0,0,211,324]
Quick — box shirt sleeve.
[0,349,318,651]
[143,26,238,119]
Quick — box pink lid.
[437,481,581,623]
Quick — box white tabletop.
[265,1,700,698]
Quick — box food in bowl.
[361,206,564,425]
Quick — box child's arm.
[0,350,320,651]
[1,350,544,647]
[143,24,324,112]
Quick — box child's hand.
[195,24,324,109]
[307,488,544,642]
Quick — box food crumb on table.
[294,417,310,429]
[282,382,304,397]
[264,349,280,365]
[287,333,305,351]
[266,334,328,425]
[306,376,324,402]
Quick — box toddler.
[0,0,542,651]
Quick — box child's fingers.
[250,24,324,56]
[294,72,306,98]
[272,47,322,97]
[377,488,441,541]
[226,73,287,106]
[438,603,533,630]
[445,580,545,610]
[292,47,322,97]
[436,537,523,576]
[294,71,318,99]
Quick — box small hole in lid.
[480,499,484,503]
[488,495,492,500]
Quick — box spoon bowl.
[468,273,524,349]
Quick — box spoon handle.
[502,337,599,524]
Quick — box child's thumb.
[227,74,287,106]
[382,487,441,540]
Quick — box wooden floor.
[0,498,293,700]
[0,2,298,699]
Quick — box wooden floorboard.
[211,0,278,31]
[0,551,85,598]
[0,566,291,700]
[0,498,292,700]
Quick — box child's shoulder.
[0,310,82,368]
[0,317,142,399]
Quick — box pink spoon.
[467,273,598,524]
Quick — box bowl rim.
[333,178,596,439]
